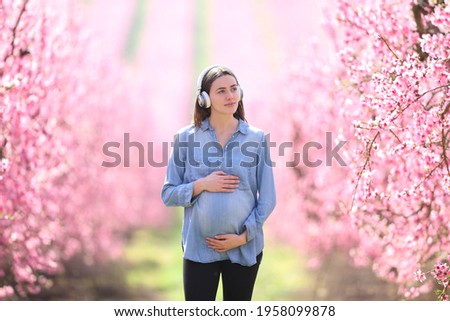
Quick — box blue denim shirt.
[161,118,276,266]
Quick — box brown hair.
[193,66,246,128]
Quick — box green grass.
[124,214,314,301]
[252,239,314,300]
[125,218,185,300]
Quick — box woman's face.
[208,75,240,116]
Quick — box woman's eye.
[231,87,237,92]
[218,90,224,94]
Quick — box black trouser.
[183,252,263,301]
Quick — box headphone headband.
[196,64,226,92]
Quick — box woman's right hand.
[193,171,240,195]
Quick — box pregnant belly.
[194,190,254,237]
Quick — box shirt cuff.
[243,209,257,242]
[185,181,199,207]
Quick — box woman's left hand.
[206,231,247,252]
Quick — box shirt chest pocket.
[225,155,252,191]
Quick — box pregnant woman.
[161,65,276,301]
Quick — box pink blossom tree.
[1,0,163,299]
[275,0,450,299]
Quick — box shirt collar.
[200,117,249,135]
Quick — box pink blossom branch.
[351,131,380,209]
[423,91,441,111]
[414,159,445,190]
[411,1,444,60]
[4,0,29,62]
[390,83,450,121]
[379,35,400,60]
[441,102,450,175]
[389,129,403,145]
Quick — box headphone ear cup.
[197,93,204,107]
[198,91,211,108]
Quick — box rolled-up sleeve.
[243,133,276,241]
[161,133,198,207]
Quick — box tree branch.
[389,129,403,145]
[4,0,29,62]
[412,1,443,61]
[351,131,380,209]
[441,102,450,175]
[390,83,450,121]
[414,159,444,190]
[379,35,400,60]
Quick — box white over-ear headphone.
[196,65,244,108]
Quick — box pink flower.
[432,263,449,282]
[404,287,421,300]
[414,269,426,282]
[0,286,14,299]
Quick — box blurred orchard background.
[1,0,450,300]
